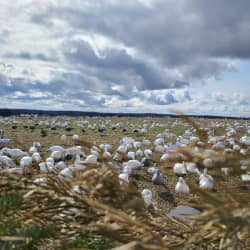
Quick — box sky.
[0,0,249,117]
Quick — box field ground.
[0,116,250,249]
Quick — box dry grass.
[0,116,250,249]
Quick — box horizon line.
[0,108,249,120]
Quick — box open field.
[0,115,250,249]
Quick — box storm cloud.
[0,0,249,115]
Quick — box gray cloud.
[0,0,249,115]
[32,0,250,73]
[63,39,189,92]
[4,51,58,62]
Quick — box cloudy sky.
[0,0,249,116]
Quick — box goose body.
[84,154,98,164]
[20,156,33,168]
[49,146,64,152]
[152,170,164,185]
[173,162,187,175]
[175,177,190,193]
[0,155,15,168]
[118,172,129,183]
[141,189,153,206]
[32,152,41,163]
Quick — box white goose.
[141,189,153,206]
[84,154,98,164]
[20,156,33,168]
[175,177,190,194]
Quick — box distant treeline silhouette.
[0,108,249,120]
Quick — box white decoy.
[154,138,164,145]
[185,162,200,175]
[160,153,169,161]
[102,151,112,161]
[199,169,214,190]
[123,165,133,175]
[117,145,127,154]
[135,149,144,158]
[127,151,135,160]
[20,156,33,168]
[199,175,214,190]
[29,144,38,154]
[142,139,151,146]
[113,152,122,161]
[0,155,16,168]
[141,189,153,206]
[3,148,27,159]
[51,150,63,161]
[54,161,67,170]
[240,149,247,155]
[32,152,41,163]
[203,158,214,168]
[0,138,11,146]
[154,144,165,153]
[126,160,143,169]
[133,141,141,149]
[46,157,55,166]
[33,141,41,148]
[84,154,98,164]
[241,173,250,182]
[61,134,67,143]
[118,172,129,183]
[91,149,100,158]
[39,162,52,173]
[59,167,74,180]
[33,177,47,184]
[72,134,80,141]
[221,167,229,176]
[147,166,157,175]
[173,162,187,176]
[74,154,86,171]
[233,144,240,151]
[144,149,152,158]
[49,146,64,152]
[240,136,250,146]
[175,177,190,194]
[65,146,85,158]
[72,185,81,193]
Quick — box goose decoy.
[152,169,165,185]
[41,128,47,137]
[175,177,190,194]
[141,189,153,206]
[61,134,67,143]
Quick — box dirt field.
[1,115,250,249]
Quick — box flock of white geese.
[0,117,250,207]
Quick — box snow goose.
[147,166,157,175]
[199,169,214,190]
[141,189,153,206]
[0,155,15,168]
[175,177,190,194]
[84,154,98,164]
[127,151,135,160]
[20,156,33,168]
[173,162,187,176]
[126,160,143,170]
[49,145,64,152]
[118,172,129,183]
[32,152,41,163]
[61,134,67,143]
